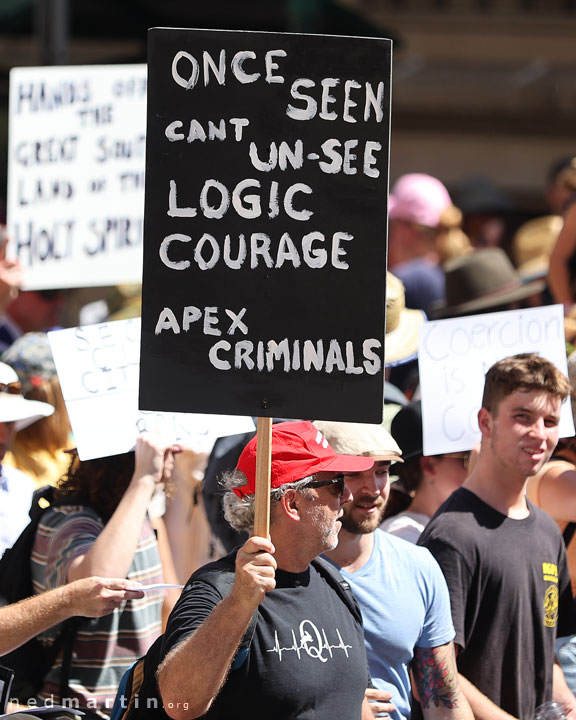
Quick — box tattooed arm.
[411,642,475,720]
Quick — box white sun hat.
[0,361,54,430]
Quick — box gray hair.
[221,469,315,532]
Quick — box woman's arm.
[68,434,179,581]
[532,462,576,524]
[548,205,576,307]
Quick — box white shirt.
[0,464,34,556]
[380,511,430,544]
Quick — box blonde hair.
[10,375,72,479]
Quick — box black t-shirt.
[419,487,574,720]
[161,562,369,719]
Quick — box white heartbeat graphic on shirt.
[266,619,353,663]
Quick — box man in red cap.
[156,421,375,720]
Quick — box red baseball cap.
[233,421,374,498]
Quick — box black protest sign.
[139,28,391,423]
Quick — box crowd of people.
[0,155,576,720]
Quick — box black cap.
[390,400,423,460]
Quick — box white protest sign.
[418,305,574,456]
[7,64,147,290]
[48,318,254,460]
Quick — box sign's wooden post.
[253,417,272,537]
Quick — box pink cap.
[388,173,452,228]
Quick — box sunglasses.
[305,474,346,497]
[0,381,22,395]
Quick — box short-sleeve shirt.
[327,529,454,720]
[393,258,445,312]
[419,488,575,720]
[0,464,34,556]
[31,505,164,714]
[160,560,370,720]
[380,511,430,544]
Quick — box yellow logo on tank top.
[542,562,559,628]
[542,562,558,583]
[543,585,559,627]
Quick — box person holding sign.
[318,420,472,720]
[156,421,376,720]
[30,432,180,715]
[419,353,576,720]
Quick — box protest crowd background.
[0,2,576,720]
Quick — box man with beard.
[318,420,471,720]
[156,421,377,720]
[419,354,576,720]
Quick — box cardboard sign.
[139,28,391,423]
[418,305,575,455]
[48,318,254,460]
[7,64,147,290]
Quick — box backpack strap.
[311,555,363,625]
[31,488,86,702]
[58,618,82,702]
[110,636,165,720]
[0,665,14,713]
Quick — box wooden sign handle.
[253,416,272,538]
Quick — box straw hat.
[385,272,426,366]
[512,215,563,282]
